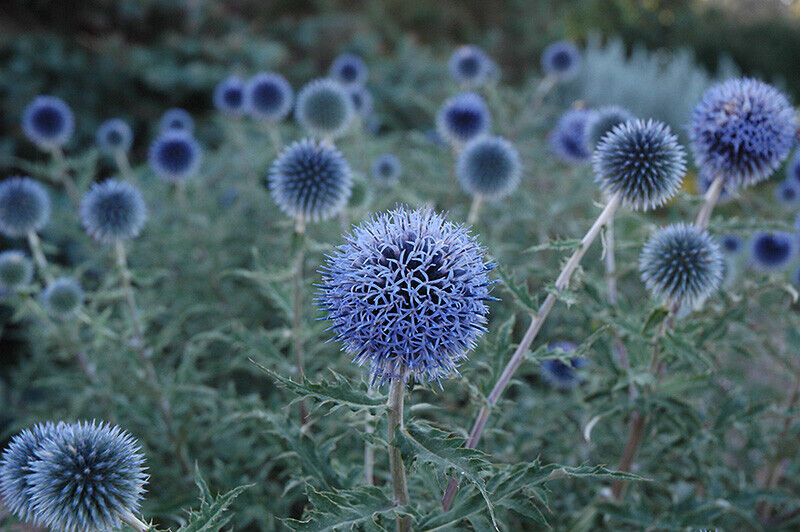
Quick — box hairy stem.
[467,195,483,226]
[120,510,149,531]
[388,378,411,532]
[292,217,310,425]
[364,384,376,485]
[441,192,622,509]
[527,75,556,118]
[26,231,53,284]
[114,150,135,182]
[695,174,724,229]
[50,146,80,205]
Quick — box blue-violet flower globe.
[348,86,374,118]
[541,341,587,390]
[0,250,34,291]
[787,151,800,184]
[295,78,355,139]
[775,179,800,206]
[80,180,147,243]
[159,108,194,134]
[593,119,687,211]
[0,177,51,238]
[41,277,84,320]
[584,105,636,149]
[329,53,368,87]
[371,154,402,185]
[96,119,133,155]
[246,72,294,122]
[456,135,521,200]
[720,234,742,255]
[213,75,246,116]
[22,96,74,149]
[448,45,492,88]
[750,231,795,271]
[148,131,202,182]
[541,41,582,81]
[436,92,491,146]
[318,206,494,383]
[549,108,595,164]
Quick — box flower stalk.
[387,378,411,532]
[292,216,310,425]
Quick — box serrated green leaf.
[177,481,250,532]
[496,264,539,313]
[525,238,582,253]
[284,485,404,532]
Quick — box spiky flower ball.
[370,154,402,185]
[159,108,194,134]
[0,177,51,238]
[593,119,687,210]
[80,180,147,243]
[541,41,582,81]
[41,277,84,320]
[775,179,800,206]
[0,251,33,291]
[720,234,742,255]
[541,341,586,390]
[788,152,800,184]
[28,421,147,532]
[349,86,374,118]
[246,72,294,122]
[213,75,246,116]
[22,96,74,149]
[436,92,491,146]
[584,105,636,149]
[750,231,795,271]
[0,422,61,523]
[549,108,595,164]
[318,206,494,383]
[448,45,492,88]
[689,78,796,190]
[456,135,521,200]
[639,224,724,305]
[96,118,133,155]
[329,53,368,87]
[268,139,352,221]
[295,78,355,139]
[148,131,202,182]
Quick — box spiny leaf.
[284,484,406,532]
[393,422,498,529]
[177,474,250,532]
[251,359,386,410]
[544,463,649,482]
[525,238,582,253]
[496,264,539,313]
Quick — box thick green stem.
[387,378,411,532]
[292,217,310,425]
[27,231,53,284]
[364,384,376,485]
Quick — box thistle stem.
[441,192,622,509]
[527,75,556,118]
[387,378,411,532]
[26,230,53,284]
[120,510,149,531]
[50,146,80,205]
[114,150,135,183]
[695,174,724,229]
[267,123,283,154]
[364,384,376,485]
[292,217,310,425]
[467,195,483,226]
[603,217,632,376]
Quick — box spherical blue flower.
[0,422,62,524]
[456,135,521,200]
[41,277,84,320]
[28,421,147,532]
[22,96,74,149]
[268,139,352,222]
[0,250,33,291]
[584,105,636,149]
[0,177,51,238]
[148,131,202,182]
[775,179,800,206]
[719,234,742,255]
[549,108,595,164]
[593,119,687,211]
[213,75,246,116]
[295,78,355,139]
[80,180,147,243]
[96,118,133,155]
[436,92,491,146]
[750,231,795,271]
[639,224,724,305]
[448,45,492,88]
[318,206,494,383]
[689,78,796,190]
[541,41,582,81]
[370,154,402,185]
[348,86,374,118]
[787,151,800,184]
[159,108,194,134]
[329,53,368,87]
[541,341,586,390]
[246,72,294,122]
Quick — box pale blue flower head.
[159,108,194,134]
[148,131,202,182]
[584,105,636,149]
[750,231,795,271]
[246,72,294,122]
[541,41,582,81]
[436,92,491,146]
[80,180,147,243]
[41,277,84,320]
[549,108,595,164]
[213,75,247,116]
[0,177,51,238]
[541,341,586,390]
[22,96,74,149]
[329,53,368,87]
[456,135,521,200]
[370,154,402,185]
[295,78,355,139]
[96,119,134,155]
[0,250,33,291]
[448,45,492,88]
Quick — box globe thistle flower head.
[541,341,586,390]
[41,277,84,320]
[776,179,800,206]
[436,92,491,146]
[329,53,368,87]
[295,78,355,139]
[80,180,147,243]
[0,422,61,523]
[318,206,494,384]
[268,139,352,222]
[720,234,742,255]
[456,135,522,200]
[348,86,374,118]
[28,421,147,532]
[245,72,294,122]
[593,119,687,211]
[639,224,724,305]
[541,41,582,81]
[159,108,194,134]
[370,154,402,185]
[448,45,492,88]
[787,151,800,184]
[689,78,796,189]
[22,96,74,149]
[96,119,133,155]
[0,250,33,291]
[148,131,202,182]
[548,108,595,164]
[0,177,51,238]
[584,105,636,149]
[750,231,796,271]
[213,75,246,116]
